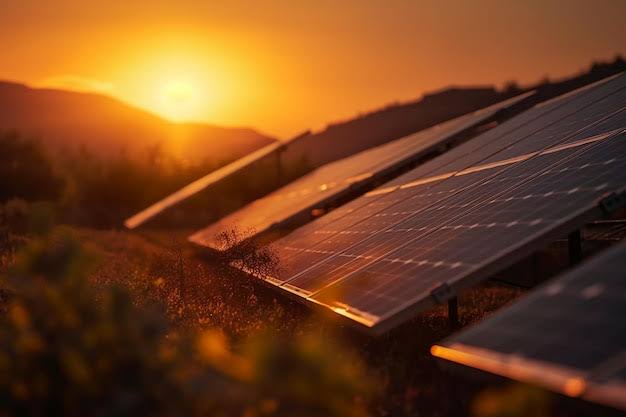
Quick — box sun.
[158,80,196,121]
[116,50,232,124]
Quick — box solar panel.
[269,75,625,271]
[432,240,626,411]
[253,73,626,333]
[124,130,310,229]
[189,93,533,249]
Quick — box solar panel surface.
[432,240,626,411]
[269,75,625,274]
[256,73,626,332]
[189,94,533,249]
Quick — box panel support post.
[568,229,583,266]
[276,149,283,187]
[448,297,459,331]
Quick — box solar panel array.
[254,73,626,333]
[432,240,626,411]
[266,76,623,277]
[189,94,532,249]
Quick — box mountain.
[280,86,509,168]
[0,81,276,164]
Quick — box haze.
[2,0,625,137]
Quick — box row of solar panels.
[127,72,626,411]
[263,74,626,332]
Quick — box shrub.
[0,230,373,417]
[0,132,65,204]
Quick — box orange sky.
[1,0,625,138]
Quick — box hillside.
[282,86,507,167]
[0,81,276,164]
[282,56,626,167]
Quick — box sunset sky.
[2,0,625,138]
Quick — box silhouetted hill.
[281,86,508,167]
[282,56,626,167]
[0,82,276,163]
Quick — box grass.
[74,227,520,416]
[3,226,623,417]
[78,228,312,337]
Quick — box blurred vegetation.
[0,223,374,416]
[472,384,552,417]
[0,131,311,229]
[0,205,574,417]
[0,132,64,203]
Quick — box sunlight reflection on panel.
[260,74,626,335]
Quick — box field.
[2,4,626,414]
[3,225,611,417]
[2,60,625,415]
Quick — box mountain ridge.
[0,80,276,164]
[281,57,626,167]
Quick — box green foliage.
[1,232,191,416]
[54,142,312,228]
[2,128,312,229]
[472,384,552,417]
[0,200,56,268]
[246,333,372,417]
[0,132,65,203]
[58,147,200,228]
[0,230,373,417]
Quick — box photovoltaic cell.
[189,94,532,249]
[255,73,626,332]
[312,129,625,320]
[268,75,624,274]
[432,240,626,411]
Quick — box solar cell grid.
[433,240,626,411]
[313,130,625,322]
[258,74,626,332]
[269,75,626,271]
[273,88,626,288]
[320,127,620,296]
[390,74,626,182]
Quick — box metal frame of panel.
[432,240,626,411]
[189,93,535,250]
